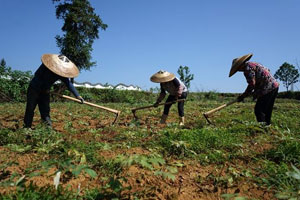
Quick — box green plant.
[257,161,297,192]
[158,127,241,163]
[221,193,249,200]
[204,90,219,100]
[272,165,300,199]
[84,176,131,200]
[265,139,300,165]
[41,158,97,180]
[0,182,77,200]
[3,127,65,154]
[0,59,32,102]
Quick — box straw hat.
[150,70,175,83]
[41,54,79,78]
[229,53,253,77]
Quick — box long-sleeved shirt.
[30,64,80,97]
[243,62,279,97]
[157,77,187,102]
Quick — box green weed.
[0,182,77,200]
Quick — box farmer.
[24,54,84,128]
[229,53,279,125]
[151,70,188,126]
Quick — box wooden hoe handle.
[57,94,121,124]
[131,99,185,119]
[203,99,237,117]
[60,94,120,114]
[132,99,185,112]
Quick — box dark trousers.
[24,85,51,128]
[254,88,278,125]
[163,92,187,117]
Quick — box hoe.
[203,99,238,124]
[131,99,185,119]
[57,94,121,125]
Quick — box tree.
[274,62,299,92]
[0,58,6,68]
[52,0,108,71]
[0,58,9,75]
[177,66,194,89]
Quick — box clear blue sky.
[1,0,300,92]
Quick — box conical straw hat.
[41,54,79,78]
[150,70,175,83]
[229,53,253,77]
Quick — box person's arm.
[61,78,84,103]
[238,71,255,101]
[154,84,166,106]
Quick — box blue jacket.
[30,64,80,97]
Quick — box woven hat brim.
[229,53,253,77]
[41,54,79,78]
[150,73,175,83]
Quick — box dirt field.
[0,99,299,199]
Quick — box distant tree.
[52,0,108,71]
[0,58,6,68]
[0,58,9,75]
[177,66,194,89]
[296,60,300,91]
[274,62,299,92]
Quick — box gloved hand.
[78,96,84,104]
[153,102,159,107]
[237,95,244,102]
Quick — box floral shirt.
[243,62,279,97]
[156,77,187,103]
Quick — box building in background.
[74,81,141,91]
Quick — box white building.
[73,81,141,91]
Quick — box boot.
[179,117,184,126]
[160,114,168,124]
[42,117,52,127]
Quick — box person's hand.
[237,95,244,102]
[78,96,84,104]
[153,102,159,107]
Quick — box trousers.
[163,92,187,117]
[24,85,51,128]
[254,88,278,125]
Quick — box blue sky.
[1,0,300,92]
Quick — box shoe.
[179,117,185,126]
[43,117,52,127]
[160,114,168,124]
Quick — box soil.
[0,104,277,199]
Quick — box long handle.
[59,94,120,114]
[204,99,237,117]
[132,99,185,112]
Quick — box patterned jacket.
[243,62,279,98]
[156,77,187,103]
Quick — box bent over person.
[24,54,84,128]
[151,70,188,126]
[229,53,279,125]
